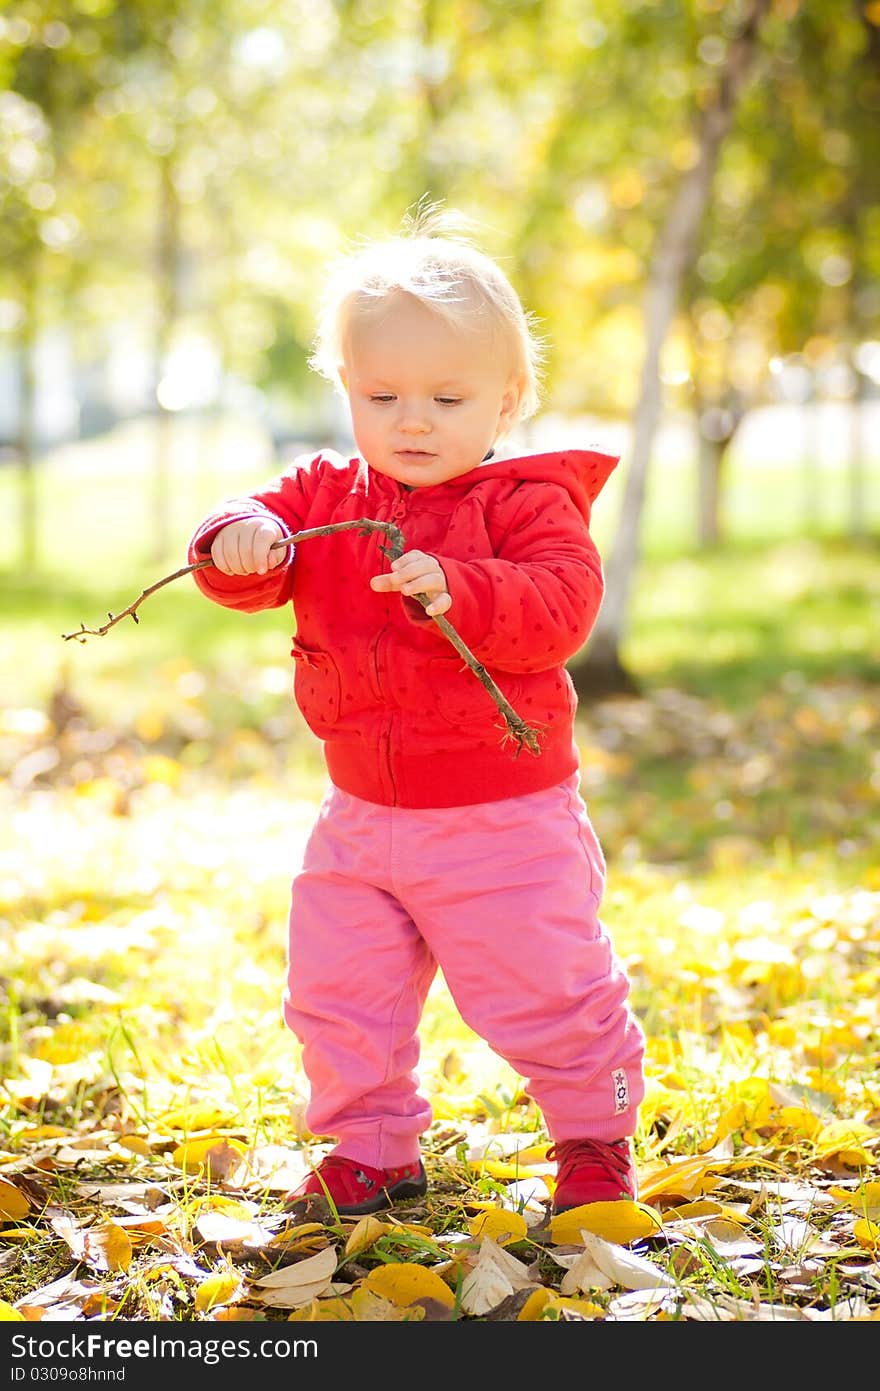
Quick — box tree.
[568,0,773,700]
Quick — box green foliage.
[2,0,878,421]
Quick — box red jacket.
[188,447,617,808]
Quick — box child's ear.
[497,376,524,434]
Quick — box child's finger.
[254,522,286,573]
[424,594,452,617]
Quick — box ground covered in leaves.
[1,666,879,1323]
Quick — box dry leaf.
[11,1273,103,1316]
[171,1135,248,1177]
[345,1215,390,1258]
[467,1209,529,1245]
[458,1236,536,1316]
[814,1120,875,1169]
[549,1200,662,1247]
[770,1216,838,1257]
[83,1223,132,1273]
[637,1155,726,1203]
[117,1135,152,1157]
[195,1270,244,1312]
[349,1288,425,1321]
[362,1262,456,1310]
[288,1295,357,1322]
[249,1245,338,1309]
[0,1179,30,1221]
[829,1182,880,1221]
[17,1127,71,1143]
[701,1218,763,1257]
[518,1288,603,1321]
[195,1212,276,1249]
[854,1218,880,1250]
[558,1231,677,1294]
[157,1105,237,1132]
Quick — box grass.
[0,415,878,1324]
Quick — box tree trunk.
[696,391,745,548]
[569,0,772,703]
[697,431,724,549]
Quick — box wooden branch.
[62,518,542,757]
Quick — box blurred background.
[1,0,878,874]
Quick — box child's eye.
[436,397,462,406]
[369,394,395,404]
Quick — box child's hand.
[210,518,287,576]
[370,549,452,617]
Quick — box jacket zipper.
[376,490,408,803]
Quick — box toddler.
[189,208,646,1216]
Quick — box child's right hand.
[210,517,287,576]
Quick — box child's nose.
[398,404,431,433]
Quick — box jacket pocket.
[426,655,521,729]
[290,638,341,735]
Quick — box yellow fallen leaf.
[637,1155,723,1202]
[854,1218,880,1251]
[195,1196,256,1217]
[159,1106,238,1132]
[518,1288,603,1320]
[363,1262,456,1310]
[814,1120,875,1167]
[662,1200,723,1220]
[344,1215,390,1258]
[0,1301,26,1321]
[386,1219,435,1237]
[117,1135,152,1157]
[467,1209,528,1245]
[0,1227,42,1242]
[18,1127,71,1142]
[550,1200,662,1247]
[195,1270,244,1312]
[349,1288,425,1321]
[84,1223,132,1273]
[514,1143,553,1166]
[468,1158,546,1181]
[772,1107,823,1140]
[271,1222,329,1249]
[0,1179,30,1221]
[517,1287,554,1321]
[829,1183,880,1221]
[111,1215,169,1237]
[171,1135,247,1176]
[288,1296,356,1322]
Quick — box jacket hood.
[403,448,619,522]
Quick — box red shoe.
[285,1154,427,1216]
[549,1138,637,1212]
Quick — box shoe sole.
[287,1169,428,1218]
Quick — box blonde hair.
[309,201,545,422]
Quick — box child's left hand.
[370,550,452,617]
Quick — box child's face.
[341,291,522,488]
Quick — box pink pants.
[283,774,645,1169]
